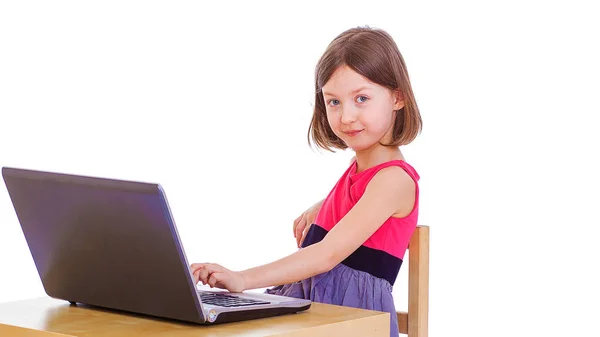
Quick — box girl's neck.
[354,145,405,174]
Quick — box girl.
[191,26,422,336]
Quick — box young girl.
[191,26,422,336]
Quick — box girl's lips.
[344,129,363,137]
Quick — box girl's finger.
[208,272,222,288]
[199,268,211,284]
[293,214,303,237]
[294,216,305,239]
[295,217,306,244]
[300,225,309,247]
[190,263,207,275]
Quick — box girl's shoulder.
[348,159,420,184]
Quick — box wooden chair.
[397,225,429,337]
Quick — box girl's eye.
[328,99,340,107]
[357,96,368,103]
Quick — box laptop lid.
[1,167,206,323]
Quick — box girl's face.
[322,65,404,152]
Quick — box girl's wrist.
[239,270,252,291]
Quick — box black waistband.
[301,224,402,285]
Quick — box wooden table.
[0,297,390,336]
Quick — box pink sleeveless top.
[301,159,420,285]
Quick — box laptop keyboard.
[199,292,270,307]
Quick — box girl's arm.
[239,165,415,290]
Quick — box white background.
[1,1,599,336]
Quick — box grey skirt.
[265,263,398,337]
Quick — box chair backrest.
[397,225,429,337]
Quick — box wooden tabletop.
[0,297,389,337]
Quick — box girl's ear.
[392,90,405,110]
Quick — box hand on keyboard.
[190,262,246,293]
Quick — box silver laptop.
[1,166,311,324]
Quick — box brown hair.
[308,26,422,151]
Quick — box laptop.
[1,166,311,324]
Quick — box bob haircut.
[309,26,422,151]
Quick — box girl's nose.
[341,107,358,125]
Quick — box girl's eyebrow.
[323,86,371,97]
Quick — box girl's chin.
[344,141,374,152]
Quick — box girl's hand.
[293,200,323,248]
[190,263,246,293]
